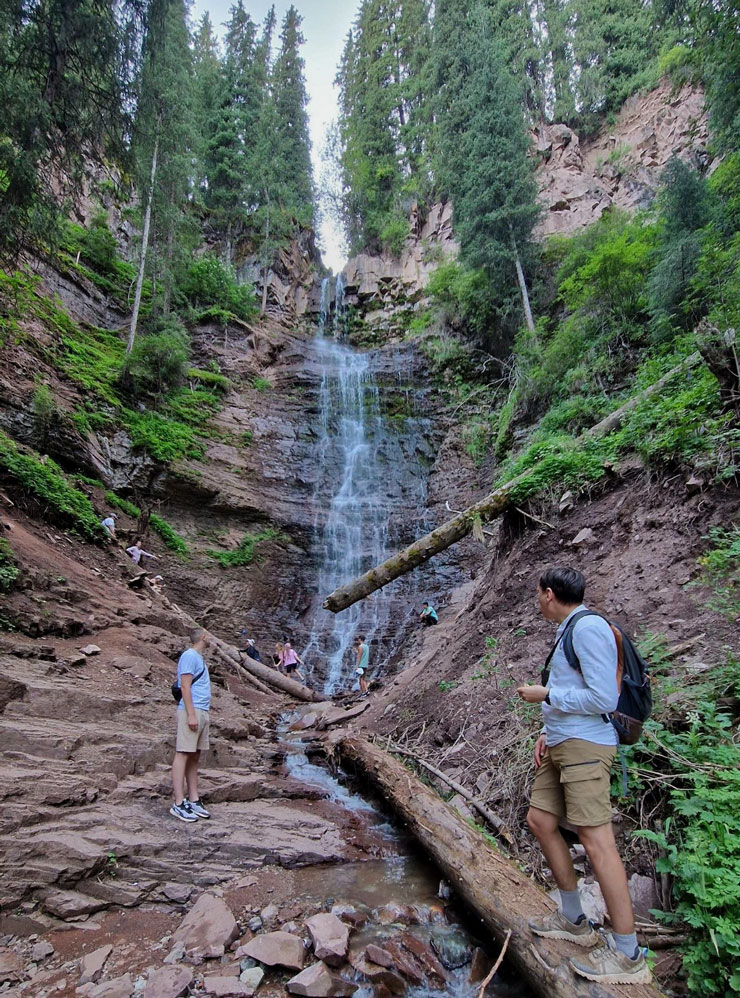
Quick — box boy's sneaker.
[528,910,599,947]
[170,801,198,823]
[570,935,651,984]
[184,798,211,819]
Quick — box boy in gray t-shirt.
[170,628,212,823]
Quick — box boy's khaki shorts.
[175,708,210,753]
[530,738,616,827]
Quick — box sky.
[190,0,359,272]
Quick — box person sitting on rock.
[126,540,157,567]
[420,601,438,626]
[281,639,305,682]
[171,627,212,824]
[100,514,117,540]
[354,634,369,697]
[149,575,165,595]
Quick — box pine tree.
[192,13,223,201]
[0,0,134,259]
[541,0,576,123]
[128,0,195,351]
[436,1,539,332]
[272,5,314,220]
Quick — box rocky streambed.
[0,686,527,998]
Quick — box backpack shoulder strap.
[560,609,599,673]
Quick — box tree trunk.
[512,231,535,334]
[162,187,176,315]
[213,637,324,703]
[338,737,663,998]
[127,127,160,355]
[323,352,703,612]
[260,193,270,318]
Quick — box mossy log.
[324,352,702,613]
[338,736,665,998]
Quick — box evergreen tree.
[192,13,223,200]
[272,5,314,220]
[488,0,546,119]
[128,0,195,350]
[0,0,135,259]
[541,0,576,123]
[436,2,539,332]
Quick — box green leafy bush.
[209,527,283,567]
[0,430,101,537]
[187,368,230,393]
[125,317,190,395]
[150,514,188,557]
[183,255,257,321]
[380,215,409,256]
[80,214,117,274]
[32,384,59,442]
[122,409,203,463]
[253,377,271,392]
[104,491,141,519]
[0,538,19,592]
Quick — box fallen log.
[324,352,703,613]
[213,638,324,703]
[338,736,664,998]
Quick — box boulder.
[305,913,350,966]
[79,974,134,998]
[242,931,305,970]
[286,962,358,997]
[571,527,596,547]
[628,873,660,920]
[79,944,113,985]
[0,949,24,983]
[259,903,279,927]
[365,945,393,969]
[239,967,264,990]
[203,977,256,997]
[31,941,54,962]
[42,888,107,919]
[80,644,101,656]
[172,893,239,959]
[143,966,194,998]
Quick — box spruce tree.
[436,1,539,332]
[192,13,223,201]
[128,0,195,350]
[272,5,314,220]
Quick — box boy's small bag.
[542,610,652,745]
[171,667,206,704]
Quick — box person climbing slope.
[100,513,117,540]
[516,566,650,984]
[419,601,438,626]
[126,539,157,566]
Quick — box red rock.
[365,945,393,969]
[305,912,350,966]
[286,961,358,997]
[0,949,24,983]
[82,974,134,998]
[143,966,193,998]
[172,893,239,958]
[79,944,113,985]
[203,978,254,997]
[242,930,305,970]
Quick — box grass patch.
[253,376,271,393]
[209,527,283,568]
[150,514,189,557]
[0,538,19,592]
[0,430,101,538]
[104,491,141,519]
[121,409,204,464]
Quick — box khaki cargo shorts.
[175,708,210,753]
[530,738,616,827]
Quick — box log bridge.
[338,736,665,998]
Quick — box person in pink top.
[126,540,157,566]
[280,640,305,682]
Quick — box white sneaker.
[170,801,198,823]
[183,797,211,819]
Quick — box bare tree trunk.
[338,737,662,998]
[127,127,160,355]
[511,230,535,334]
[260,192,270,318]
[323,351,703,612]
[162,187,176,315]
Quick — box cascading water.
[334,272,347,338]
[302,334,393,695]
[318,276,331,334]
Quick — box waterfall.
[333,272,347,339]
[318,277,331,335]
[303,337,393,695]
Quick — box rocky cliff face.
[336,79,711,335]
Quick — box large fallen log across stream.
[324,352,702,612]
[337,736,665,998]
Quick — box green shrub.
[240,430,253,448]
[165,387,221,430]
[0,538,19,592]
[187,367,230,393]
[122,409,203,463]
[125,317,190,395]
[209,527,283,567]
[0,430,101,538]
[150,514,189,557]
[253,376,271,392]
[380,215,410,256]
[427,261,497,337]
[32,384,59,442]
[183,254,257,321]
[80,214,117,275]
[104,491,141,519]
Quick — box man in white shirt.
[516,566,649,985]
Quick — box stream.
[279,713,531,998]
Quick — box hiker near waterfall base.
[126,539,157,566]
[420,601,438,626]
[281,639,305,682]
[355,634,369,697]
[516,566,650,984]
[170,628,212,824]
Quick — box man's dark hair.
[357,634,365,641]
[422,601,429,607]
[539,567,586,605]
